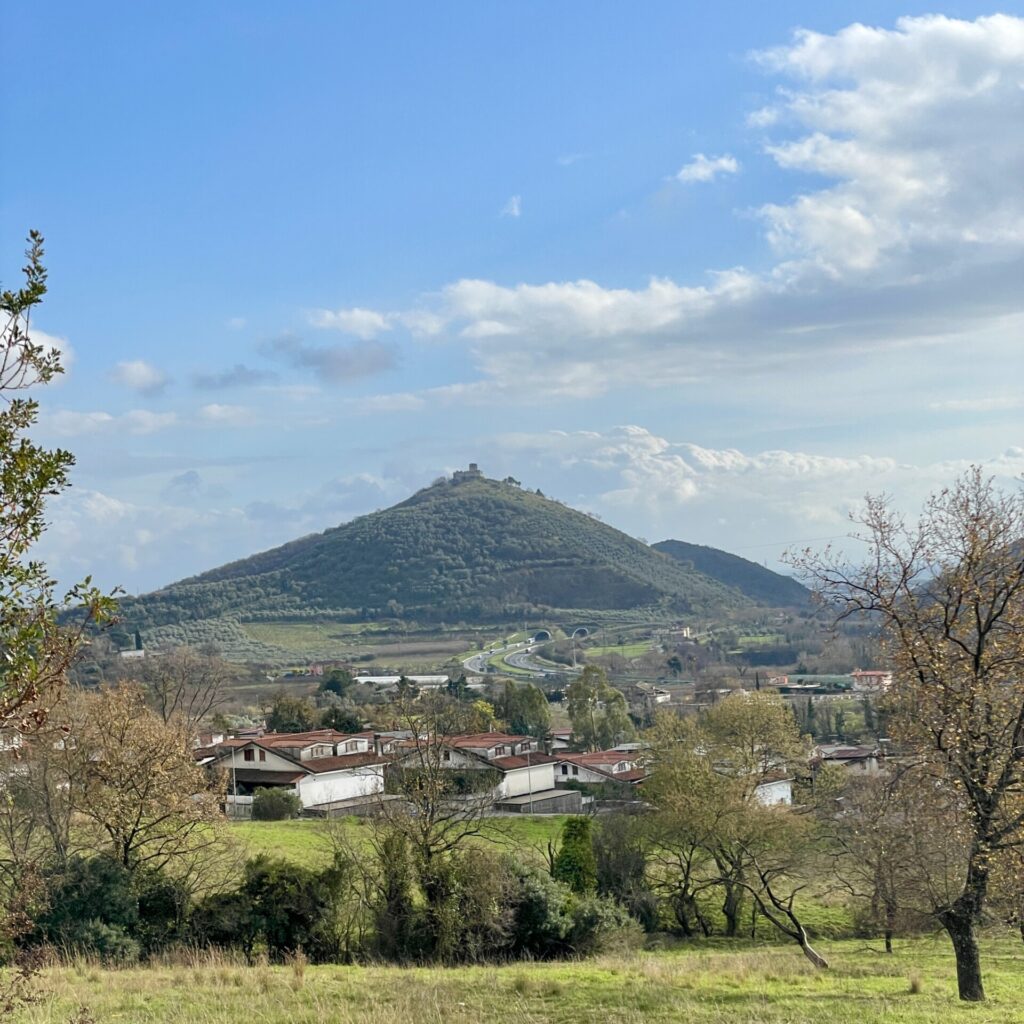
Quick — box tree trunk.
[721,884,741,938]
[799,936,829,969]
[884,929,893,955]
[939,908,984,1002]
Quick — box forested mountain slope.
[121,473,756,632]
[652,539,809,607]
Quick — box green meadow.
[14,936,1024,1023]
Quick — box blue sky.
[3,2,1024,593]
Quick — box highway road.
[462,638,581,678]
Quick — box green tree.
[566,666,635,751]
[265,691,318,733]
[552,817,597,894]
[321,705,362,733]
[501,681,551,740]
[320,667,354,698]
[0,232,112,738]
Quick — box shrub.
[189,891,258,958]
[506,863,571,958]
[242,856,347,962]
[566,894,642,955]
[134,869,190,953]
[252,788,302,821]
[62,920,141,964]
[34,856,138,958]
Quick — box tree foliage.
[566,666,635,751]
[0,232,113,737]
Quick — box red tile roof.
[490,753,559,770]
[302,753,387,773]
[258,730,353,747]
[447,732,532,748]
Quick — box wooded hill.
[652,539,809,608]
[120,473,804,640]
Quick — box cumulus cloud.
[111,359,170,396]
[192,363,277,390]
[198,403,257,427]
[753,14,1024,271]
[675,153,739,183]
[501,195,522,218]
[28,328,75,375]
[313,15,1024,404]
[43,408,178,437]
[491,426,1024,559]
[263,334,396,383]
[309,307,393,339]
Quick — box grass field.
[584,640,658,658]
[240,621,475,667]
[230,817,568,870]
[13,936,1024,1023]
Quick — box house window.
[572,766,579,776]
[243,749,254,762]
[561,765,568,775]
[259,750,266,762]
[442,751,451,762]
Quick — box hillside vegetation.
[120,474,759,647]
[653,539,809,607]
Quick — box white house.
[850,670,893,693]
[393,732,581,812]
[200,733,386,816]
[553,751,647,787]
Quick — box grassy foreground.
[12,937,1024,1023]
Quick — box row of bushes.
[20,840,637,966]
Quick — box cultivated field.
[13,937,1024,1023]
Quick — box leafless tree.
[792,468,1024,1001]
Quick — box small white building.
[753,774,793,806]
[814,743,884,774]
[850,670,892,693]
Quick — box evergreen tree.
[552,817,597,894]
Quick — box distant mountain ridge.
[652,539,809,607]
[121,470,775,635]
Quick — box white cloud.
[43,408,178,437]
[491,426,1024,559]
[675,153,739,183]
[111,359,170,396]
[309,307,393,340]
[198,403,257,427]
[754,14,1024,271]
[29,328,75,374]
[312,15,1024,404]
[501,195,522,218]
